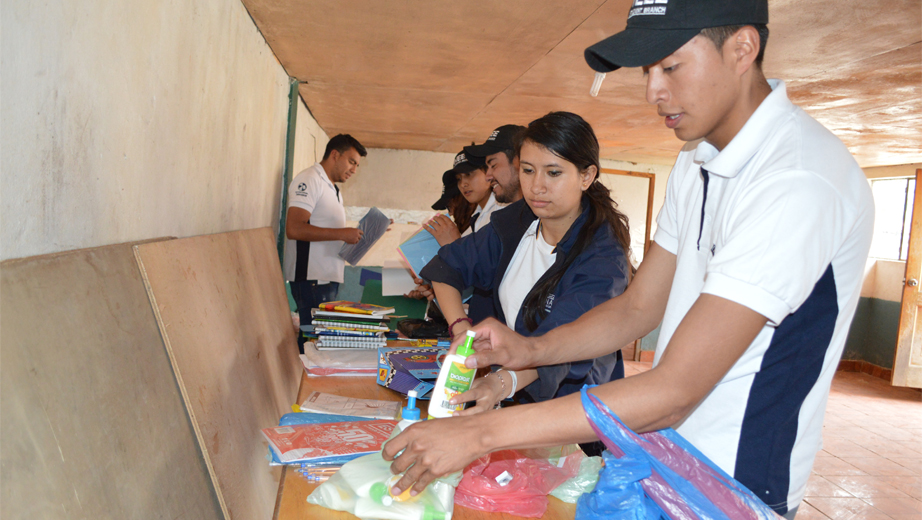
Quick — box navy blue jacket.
[420,197,630,402]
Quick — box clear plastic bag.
[453,446,585,517]
[308,451,462,520]
[577,387,781,520]
[549,455,603,503]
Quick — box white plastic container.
[427,330,477,419]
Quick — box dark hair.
[515,111,632,332]
[322,134,367,161]
[447,193,476,234]
[699,24,769,67]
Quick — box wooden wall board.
[0,241,222,520]
[134,228,302,520]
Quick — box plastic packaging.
[576,386,780,520]
[549,455,603,503]
[428,330,476,418]
[453,447,585,517]
[308,451,461,520]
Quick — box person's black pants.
[289,280,340,353]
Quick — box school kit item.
[339,206,390,266]
[261,419,397,464]
[576,387,779,520]
[454,446,589,518]
[396,223,442,279]
[267,412,373,466]
[307,396,461,520]
[428,330,477,418]
[299,346,378,377]
[317,300,395,316]
[310,302,394,349]
[298,391,400,420]
[376,346,448,398]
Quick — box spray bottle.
[427,330,477,419]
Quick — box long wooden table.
[272,370,578,520]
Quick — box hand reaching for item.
[425,214,461,246]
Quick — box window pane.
[869,178,911,260]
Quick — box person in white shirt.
[283,134,367,351]
[420,113,632,440]
[383,2,873,518]
[425,152,504,245]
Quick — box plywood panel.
[0,241,222,520]
[134,228,301,520]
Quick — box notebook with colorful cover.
[261,420,397,464]
[396,225,441,279]
[317,301,395,316]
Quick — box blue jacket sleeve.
[419,222,504,293]
[520,236,630,402]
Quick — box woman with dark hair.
[420,111,632,416]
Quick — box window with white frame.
[868,178,915,260]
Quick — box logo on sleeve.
[629,0,668,17]
[545,293,556,312]
[297,182,307,192]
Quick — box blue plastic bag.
[576,387,779,520]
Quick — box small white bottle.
[397,390,422,432]
[427,330,477,419]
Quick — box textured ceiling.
[243,0,922,167]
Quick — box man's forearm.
[287,222,346,242]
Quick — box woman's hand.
[424,214,461,246]
[404,278,434,301]
[450,372,506,417]
[382,414,492,496]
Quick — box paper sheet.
[299,391,400,420]
[381,259,418,296]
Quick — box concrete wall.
[339,148,454,212]
[1,0,326,261]
[845,259,904,369]
[340,148,671,263]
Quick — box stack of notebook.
[311,301,394,350]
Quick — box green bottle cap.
[456,329,476,357]
[368,482,392,506]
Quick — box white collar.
[695,79,793,178]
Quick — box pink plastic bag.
[454,447,584,517]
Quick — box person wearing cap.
[424,152,504,246]
[283,134,368,351]
[383,2,873,517]
[464,124,526,204]
[419,113,632,454]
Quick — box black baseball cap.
[432,170,460,210]
[584,0,768,72]
[463,125,525,160]
[432,152,478,210]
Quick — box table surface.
[272,369,577,520]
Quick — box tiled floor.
[623,360,922,519]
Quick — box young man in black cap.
[464,124,526,204]
[383,1,873,517]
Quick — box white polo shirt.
[282,163,346,283]
[652,80,873,514]
[462,193,504,237]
